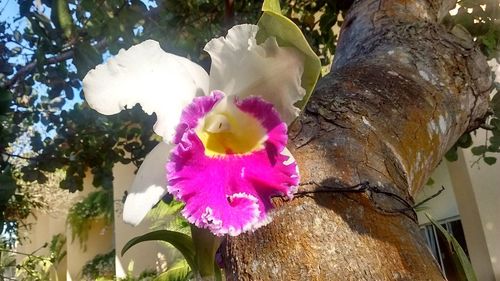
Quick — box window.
[420,217,469,280]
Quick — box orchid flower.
[83,24,305,236]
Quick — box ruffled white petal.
[123,142,172,226]
[281,147,299,197]
[83,40,209,142]
[282,147,297,166]
[204,24,306,124]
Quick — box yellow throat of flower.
[196,111,267,157]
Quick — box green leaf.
[147,199,184,220]
[257,0,321,110]
[190,226,222,279]
[121,230,196,272]
[490,135,500,146]
[52,0,74,38]
[425,177,435,186]
[470,145,487,155]
[445,147,459,161]
[491,118,500,131]
[262,0,281,13]
[425,213,478,281]
[0,174,16,206]
[457,133,472,148]
[19,0,31,17]
[73,42,103,79]
[13,30,22,42]
[483,156,497,165]
[154,259,192,281]
[492,92,500,116]
[0,88,12,115]
[214,263,223,281]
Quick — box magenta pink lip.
[166,91,299,236]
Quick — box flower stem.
[190,225,223,280]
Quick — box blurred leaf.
[67,190,114,248]
[425,213,477,281]
[122,230,196,272]
[492,92,500,116]
[13,31,22,42]
[491,118,500,130]
[147,199,184,221]
[10,47,22,55]
[471,145,487,155]
[484,156,497,165]
[445,147,459,161]
[154,259,192,281]
[457,133,473,148]
[490,135,500,146]
[52,0,74,38]
[190,226,222,280]
[0,174,16,206]
[19,0,32,17]
[425,177,435,186]
[0,88,12,115]
[262,0,281,13]
[73,42,103,79]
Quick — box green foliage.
[49,233,67,265]
[190,226,223,280]
[425,177,435,185]
[15,233,67,281]
[67,189,113,249]
[81,249,116,281]
[0,88,12,115]
[443,0,500,165]
[93,261,158,281]
[122,227,223,281]
[115,268,158,281]
[0,171,17,221]
[445,0,500,59]
[425,214,477,281]
[153,259,192,281]
[122,230,196,272]
[0,237,17,279]
[147,199,189,234]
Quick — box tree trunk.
[223,0,492,280]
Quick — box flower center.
[195,109,267,157]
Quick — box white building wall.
[454,129,500,281]
[416,161,460,224]
[416,128,500,281]
[112,163,181,278]
[16,173,113,281]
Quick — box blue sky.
[0,0,28,35]
[0,0,19,21]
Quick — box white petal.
[83,40,209,142]
[123,142,172,226]
[204,24,306,124]
[281,147,296,166]
[282,147,299,178]
[281,147,299,196]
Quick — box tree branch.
[1,38,107,90]
[224,0,235,27]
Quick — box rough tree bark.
[223,0,492,280]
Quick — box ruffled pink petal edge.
[166,91,299,236]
